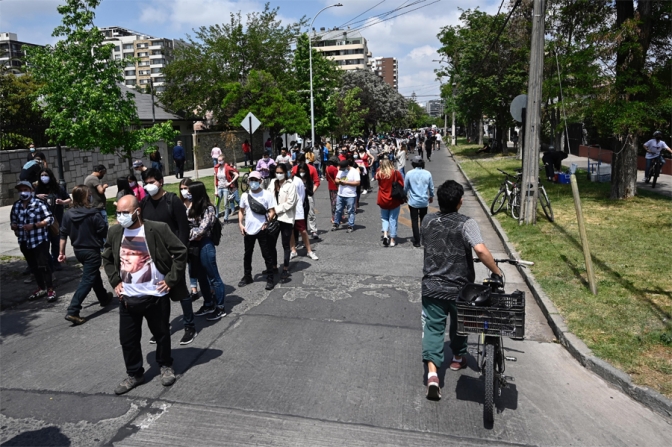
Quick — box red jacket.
[376,170,404,210]
[325,165,339,191]
[242,143,251,154]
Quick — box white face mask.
[276,173,285,181]
[116,210,137,228]
[129,181,136,188]
[180,189,191,200]
[20,191,33,201]
[249,181,261,190]
[145,184,160,196]
[40,176,50,184]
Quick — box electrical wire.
[348,0,441,34]
[343,0,425,30]
[473,0,521,73]
[337,0,387,29]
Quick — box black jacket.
[60,206,108,250]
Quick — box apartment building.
[311,28,371,71]
[0,32,42,74]
[426,99,443,117]
[100,27,182,92]
[371,57,398,90]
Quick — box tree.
[326,87,368,140]
[341,69,407,133]
[161,3,306,128]
[292,33,342,139]
[26,0,177,162]
[0,73,49,149]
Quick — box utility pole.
[520,0,545,225]
[451,82,456,146]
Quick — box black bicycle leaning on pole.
[490,168,554,222]
[456,257,533,424]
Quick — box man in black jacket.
[139,168,196,346]
[59,184,113,325]
[103,195,188,395]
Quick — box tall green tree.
[161,3,306,128]
[26,0,177,161]
[326,87,368,139]
[292,33,342,139]
[0,73,48,149]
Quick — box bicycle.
[650,153,668,189]
[239,172,250,192]
[456,258,533,424]
[490,169,521,216]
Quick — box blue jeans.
[399,167,405,180]
[334,196,356,228]
[195,238,226,309]
[67,249,109,316]
[380,206,401,238]
[216,188,238,219]
[212,158,219,167]
[179,295,195,329]
[371,161,380,179]
[244,152,252,166]
[99,210,108,246]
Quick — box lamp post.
[309,3,342,148]
[451,82,456,146]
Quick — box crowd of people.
[11,127,479,397]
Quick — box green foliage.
[0,73,48,149]
[25,0,180,161]
[221,69,309,136]
[161,3,307,128]
[327,87,368,139]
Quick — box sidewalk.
[560,153,672,199]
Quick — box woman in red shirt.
[325,157,340,223]
[376,159,405,247]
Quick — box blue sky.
[1,0,500,102]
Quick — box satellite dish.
[510,95,528,122]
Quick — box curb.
[448,148,672,421]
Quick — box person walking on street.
[242,139,252,167]
[214,155,239,220]
[395,145,407,179]
[179,178,203,302]
[256,152,276,190]
[35,168,71,268]
[266,163,297,283]
[11,181,56,302]
[290,163,319,261]
[291,155,321,239]
[421,180,503,400]
[173,141,186,179]
[276,148,292,166]
[149,149,163,172]
[59,185,113,325]
[332,159,361,233]
[139,168,196,345]
[325,157,340,223]
[376,159,405,247]
[424,133,433,162]
[405,156,434,248]
[211,144,222,167]
[103,195,186,395]
[264,138,273,157]
[188,182,228,321]
[84,165,109,223]
[238,171,276,291]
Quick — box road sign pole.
[249,116,253,165]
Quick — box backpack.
[20,160,41,183]
[210,216,223,246]
[390,171,407,203]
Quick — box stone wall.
[0,144,164,206]
[193,130,268,169]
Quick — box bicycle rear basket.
[455,290,525,339]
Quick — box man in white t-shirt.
[643,131,671,183]
[211,145,222,167]
[238,171,276,290]
[276,148,292,166]
[102,195,188,395]
[331,159,361,233]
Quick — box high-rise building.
[371,57,398,90]
[311,28,371,71]
[0,32,42,74]
[426,100,443,117]
[99,27,183,92]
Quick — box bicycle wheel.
[651,162,660,188]
[490,189,507,215]
[509,189,520,220]
[240,173,250,192]
[484,343,496,423]
[539,187,554,222]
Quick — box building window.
[137,52,148,57]
[151,50,163,55]
[139,79,149,85]
[125,80,135,85]
[138,61,150,67]
[125,70,136,76]
[123,44,133,50]
[151,68,162,74]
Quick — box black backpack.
[210,216,222,246]
[19,160,41,183]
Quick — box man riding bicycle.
[421,180,503,400]
[643,131,671,183]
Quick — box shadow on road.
[1,426,71,446]
[455,375,519,428]
[145,347,223,380]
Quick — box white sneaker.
[361,190,368,195]
[308,251,319,260]
[290,251,298,260]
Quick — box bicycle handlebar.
[475,258,534,267]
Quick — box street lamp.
[309,3,342,148]
[451,82,456,146]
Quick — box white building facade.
[311,28,371,71]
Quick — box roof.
[119,85,186,122]
[312,28,365,42]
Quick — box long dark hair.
[297,163,314,196]
[36,168,59,194]
[116,177,133,196]
[188,181,213,219]
[274,163,289,192]
[179,178,193,207]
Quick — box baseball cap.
[248,171,262,180]
[412,155,424,164]
[132,160,144,168]
[15,180,34,190]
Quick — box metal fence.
[0,121,50,150]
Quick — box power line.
[344,0,425,30]
[348,0,441,34]
[337,0,387,29]
[473,0,521,72]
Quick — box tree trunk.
[478,117,484,145]
[611,134,638,199]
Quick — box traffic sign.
[510,95,528,122]
[241,112,261,134]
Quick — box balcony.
[149,53,164,59]
[149,44,164,50]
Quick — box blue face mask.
[249,181,261,191]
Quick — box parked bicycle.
[490,169,554,222]
[490,169,520,216]
[456,258,534,424]
[240,171,250,192]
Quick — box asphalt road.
[1,144,671,446]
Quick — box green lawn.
[451,139,672,397]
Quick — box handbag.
[390,171,407,203]
[49,219,60,237]
[188,242,201,259]
[248,193,279,235]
